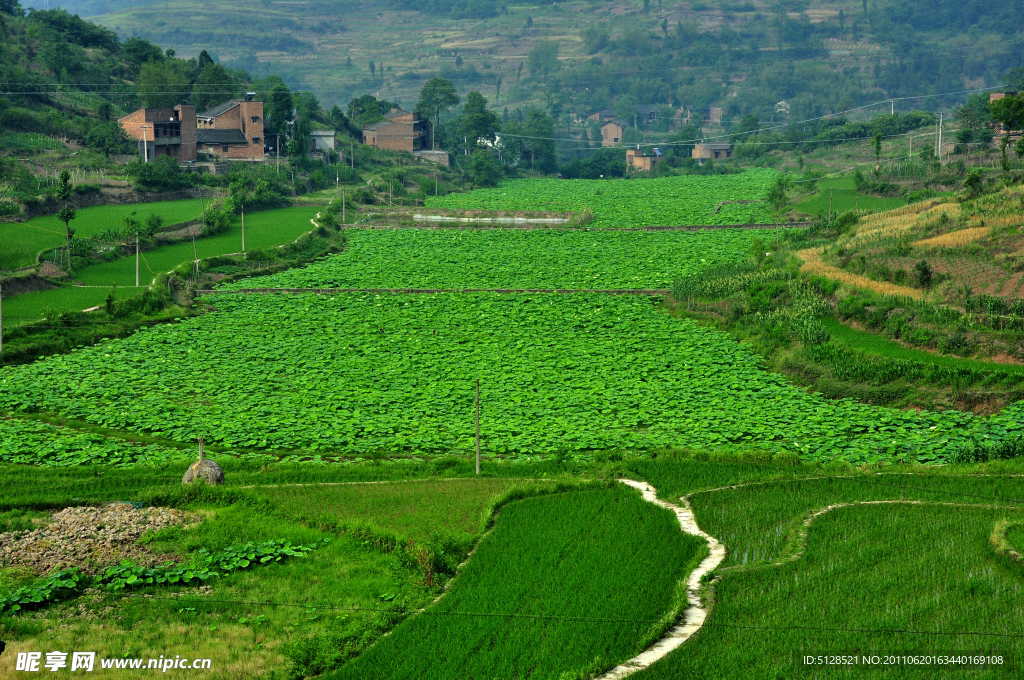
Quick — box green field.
[822,318,1024,376]
[794,175,907,216]
[629,472,1024,679]
[425,171,779,228]
[4,292,1024,464]
[224,227,774,290]
[1,205,317,323]
[326,486,704,680]
[0,199,204,271]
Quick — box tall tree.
[192,62,235,113]
[137,60,190,108]
[56,170,75,269]
[523,108,556,174]
[417,78,459,151]
[461,91,501,149]
[991,95,1024,134]
[265,83,294,136]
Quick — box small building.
[118,104,197,162]
[775,100,790,114]
[672,107,692,126]
[626,147,660,173]
[587,108,617,122]
[600,119,629,146]
[635,105,658,125]
[195,96,265,161]
[692,142,732,161]
[362,108,433,153]
[706,107,723,125]
[990,92,1022,138]
[310,130,336,153]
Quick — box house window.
[252,137,261,145]
[222,145,229,153]
[613,137,619,143]
[251,116,260,123]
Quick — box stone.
[182,459,224,486]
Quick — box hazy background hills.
[21,0,1024,122]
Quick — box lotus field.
[3,292,1024,465]
[221,228,777,290]
[424,169,778,228]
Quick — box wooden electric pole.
[241,203,245,252]
[828,189,833,222]
[276,134,280,174]
[135,231,140,287]
[342,188,346,224]
[475,379,481,475]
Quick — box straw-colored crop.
[913,226,991,249]
[798,248,924,299]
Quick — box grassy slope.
[793,175,907,216]
[1,205,317,323]
[0,200,204,271]
[822,317,1024,376]
[325,485,705,680]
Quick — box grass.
[324,485,706,680]
[822,318,1024,376]
[632,502,1024,679]
[0,502,432,680]
[794,175,907,216]
[252,478,540,543]
[0,199,204,270]
[1,205,317,323]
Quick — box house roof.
[196,129,249,144]
[383,109,410,119]
[198,99,242,118]
[635,105,658,114]
[601,119,629,128]
[310,129,335,136]
[697,141,731,150]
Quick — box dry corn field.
[797,248,925,299]
[849,202,960,249]
[913,226,992,249]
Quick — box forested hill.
[0,0,276,153]
[29,0,1024,123]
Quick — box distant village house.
[600,119,628,146]
[118,104,196,162]
[362,108,433,153]
[692,142,732,161]
[626,147,660,173]
[310,130,336,153]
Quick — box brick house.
[692,142,732,161]
[195,97,265,161]
[118,104,197,162]
[362,108,432,153]
[990,92,1022,138]
[672,107,692,126]
[600,119,629,146]
[587,108,616,122]
[626,148,660,173]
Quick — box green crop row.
[221,228,770,291]
[424,170,778,228]
[4,293,1024,465]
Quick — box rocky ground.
[0,503,200,575]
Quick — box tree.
[468,149,502,187]
[767,173,790,211]
[964,169,983,196]
[581,26,609,54]
[84,121,133,156]
[838,9,845,30]
[369,60,376,78]
[873,133,882,163]
[0,0,24,16]
[97,101,112,122]
[523,108,556,173]
[525,16,532,28]
[265,83,294,136]
[498,119,524,167]
[192,62,235,113]
[990,95,1024,134]
[120,37,164,75]
[461,91,501,149]
[527,41,559,77]
[914,260,933,289]
[56,170,75,268]
[138,60,190,108]
[495,77,502,103]
[198,50,215,70]
[662,18,668,35]
[417,78,459,151]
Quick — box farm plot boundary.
[354,223,802,232]
[197,287,672,295]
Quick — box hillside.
[38,0,1024,125]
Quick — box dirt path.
[597,480,725,679]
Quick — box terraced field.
[425,170,778,228]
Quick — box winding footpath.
[598,480,726,680]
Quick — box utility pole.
[475,378,481,475]
[828,188,833,222]
[937,113,943,161]
[909,132,912,160]
[241,203,245,252]
[891,99,894,115]
[276,134,280,174]
[342,188,346,224]
[435,173,438,196]
[135,231,140,287]
[0,281,4,354]
[351,141,354,169]
[141,125,150,163]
